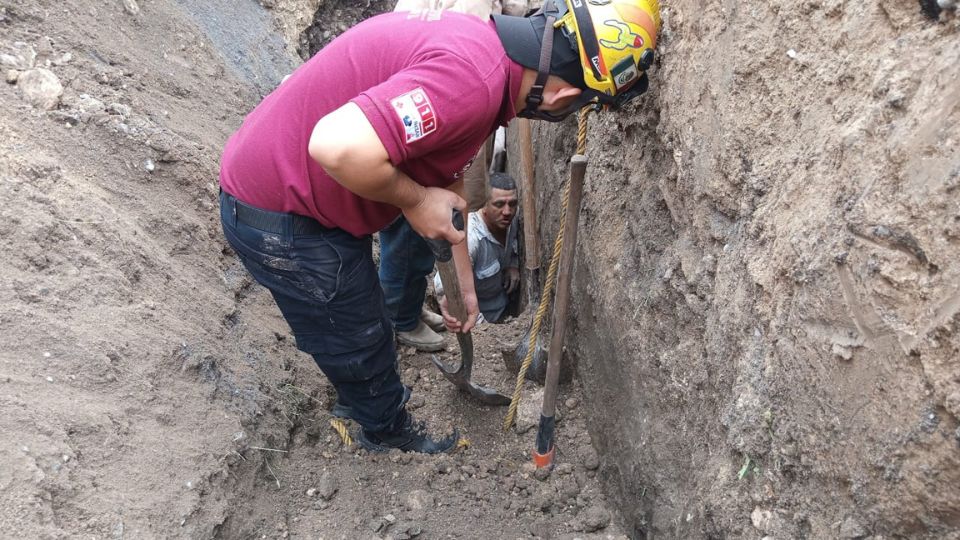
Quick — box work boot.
[420,307,446,333]
[396,320,445,352]
[331,386,411,421]
[357,410,458,454]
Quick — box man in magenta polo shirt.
[219,0,660,453]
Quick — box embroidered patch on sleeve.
[391,88,438,143]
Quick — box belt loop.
[221,190,238,227]
[282,212,293,240]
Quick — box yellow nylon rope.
[329,418,353,446]
[503,108,591,431]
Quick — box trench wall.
[508,2,960,537]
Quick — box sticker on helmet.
[610,57,638,91]
[391,88,437,143]
[599,20,644,51]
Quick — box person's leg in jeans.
[219,192,456,452]
[378,217,444,351]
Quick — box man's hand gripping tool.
[424,210,511,406]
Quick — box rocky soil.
[512,1,960,538]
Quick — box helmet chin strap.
[519,71,651,122]
[519,91,597,122]
[520,2,559,119]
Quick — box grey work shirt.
[434,211,518,322]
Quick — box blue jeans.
[219,191,405,432]
[378,216,436,332]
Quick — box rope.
[329,418,353,446]
[504,108,591,431]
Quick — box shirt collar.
[470,211,500,245]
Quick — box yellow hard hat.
[556,0,661,103]
[493,0,661,120]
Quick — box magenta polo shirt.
[219,10,523,237]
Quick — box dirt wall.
[511,2,960,538]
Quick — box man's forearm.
[329,162,427,211]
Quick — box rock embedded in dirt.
[76,94,106,114]
[367,517,385,532]
[0,54,19,69]
[532,485,556,512]
[123,0,140,15]
[556,475,581,503]
[581,504,612,532]
[107,102,131,117]
[564,397,579,410]
[17,68,63,110]
[52,52,73,66]
[403,489,435,512]
[1,42,36,70]
[513,387,544,434]
[316,471,338,500]
[5,70,18,84]
[533,466,551,481]
[751,507,773,532]
[839,516,868,539]
[390,521,423,539]
[582,447,600,471]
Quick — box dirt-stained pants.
[220,191,405,433]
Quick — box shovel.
[424,210,511,406]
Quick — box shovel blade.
[431,355,511,406]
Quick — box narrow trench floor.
[219,314,628,539]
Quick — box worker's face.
[484,188,518,232]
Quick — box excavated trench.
[505,2,960,538]
[1,0,956,537]
[201,1,960,538]
[178,2,645,538]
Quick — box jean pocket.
[226,227,342,305]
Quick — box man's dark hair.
[490,172,517,191]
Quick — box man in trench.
[218,0,661,453]
[379,0,528,353]
[433,172,521,325]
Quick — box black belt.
[228,192,329,236]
